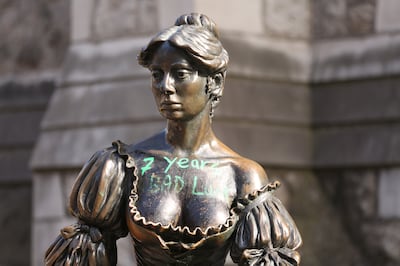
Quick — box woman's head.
[139,13,229,118]
[138,13,229,76]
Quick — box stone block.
[0,111,44,147]
[312,77,400,125]
[0,185,31,266]
[348,170,378,217]
[312,34,400,81]
[313,0,375,38]
[333,170,378,219]
[361,221,400,264]
[219,77,310,125]
[117,237,137,266]
[32,217,76,266]
[270,170,366,266]
[376,0,400,32]
[312,0,348,38]
[92,0,158,40]
[71,0,94,41]
[265,0,311,39]
[31,122,165,169]
[314,124,400,167]
[62,38,149,85]
[0,149,31,182]
[320,168,400,266]
[62,171,79,204]
[222,34,311,82]
[0,78,54,111]
[0,0,69,72]
[214,121,312,167]
[379,168,400,218]
[41,79,158,130]
[347,0,375,35]
[195,0,264,34]
[33,173,65,219]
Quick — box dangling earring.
[210,97,221,119]
[206,73,223,121]
[209,100,215,119]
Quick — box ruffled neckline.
[113,140,280,248]
[128,175,280,249]
[127,165,239,246]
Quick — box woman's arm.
[232,160,302,265]
[45,142,131,266]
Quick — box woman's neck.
[166,112,214,157]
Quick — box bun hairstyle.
[138,13,229,76]
[174,13,220,38]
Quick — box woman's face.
[149,42,209,121]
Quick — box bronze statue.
[45,13,302,266]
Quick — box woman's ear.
[206,73,224,118]
[213,73,224,90]
[207,73,224,99]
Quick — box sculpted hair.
[138,13,229,76]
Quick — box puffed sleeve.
[45,141,131,266]
[230,183,302,266]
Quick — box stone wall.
[313,76,400,266]
[311,0,400,265]
[27,0,400,266]
[0,0,69,265]
[0,77,54,266]
[31,1,160,265]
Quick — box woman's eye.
[151,70,163,81]
[175,69,192,80]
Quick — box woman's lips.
[160,102,182,111]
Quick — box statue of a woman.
[45,13,302,266]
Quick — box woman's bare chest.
[133,153,237,228]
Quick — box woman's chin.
[161,110,185,120]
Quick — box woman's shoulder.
[210,138,268,197]
[228,155,269,198]
[131,130,170,154]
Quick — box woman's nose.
[160,74,175,95]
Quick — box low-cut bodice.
[123,147,240,265]
[119,141,301,266]
[131,149,238,227]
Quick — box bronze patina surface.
[45,13,302,266]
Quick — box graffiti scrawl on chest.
[139,156,229,198]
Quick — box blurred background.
[1,0,400,265]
